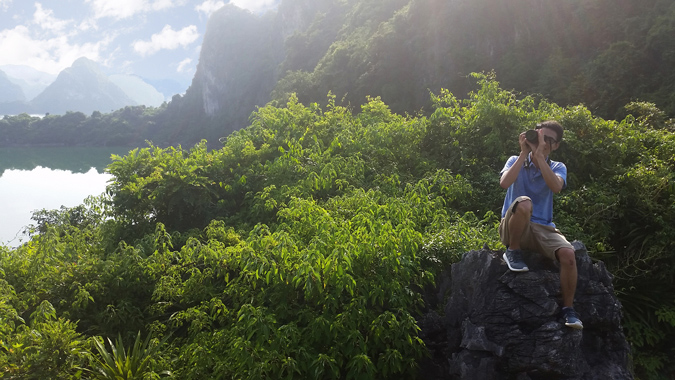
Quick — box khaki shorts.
[499,196,574,261]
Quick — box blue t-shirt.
[500,154,567,227]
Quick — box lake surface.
[0,147,131,246]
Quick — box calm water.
[0,147,130,246]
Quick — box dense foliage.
[0,107,161,147]
[273,0,675,120]
[1,74,674,379]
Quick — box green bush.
[1,73,674,378]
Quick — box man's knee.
[556,247,576,267]
[513,199,532,218]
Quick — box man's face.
[539,127,560,153]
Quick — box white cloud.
[86,0,188,20]
[132,24,199,56]
[86,0,146,20]
[0,25,107,74]
[0,3,113,74]
[176,57,192,72]
[195,0,224,16]
[229,0,279,14]
[0,0,12,12]
[33,3,71,32]
[77,16,99,32]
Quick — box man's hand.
[529,128,564,193]
[518,132,531,157]
[501,133,531,189]
[529,129,549,166]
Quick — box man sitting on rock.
[498,120,583,329]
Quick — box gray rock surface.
[418,241,633,379]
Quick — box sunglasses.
[543,135,558,145]
[535,124,559,144]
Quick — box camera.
[525,129,538,143]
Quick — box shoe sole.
[503,253,529,272]
[565,322,584,330]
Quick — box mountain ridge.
[0,60,169,115]
[0,70,26,103]
[0,64,56,101]
[174,0,674,133]
[30,57,137,115]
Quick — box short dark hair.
[536,120,563,142]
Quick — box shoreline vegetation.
[1,74,673,378]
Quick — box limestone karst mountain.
[30,58,137,115]
[182,5,284,122]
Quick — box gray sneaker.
[503,249,529,272]
[562,307,584,329]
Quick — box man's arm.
[500,132,530,189]
[538,163,564,193]
[530,132,565,193]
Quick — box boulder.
[418,241,633,379]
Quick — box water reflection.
[0,147,129,246]
[0,146,131,176]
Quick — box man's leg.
[501,198,532,272]
[556,247,577,308]
[557,246,583,329]
[508,199,532,250]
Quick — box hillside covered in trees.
[1,75,674,378]
[2,0,675,147]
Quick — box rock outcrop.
[419,241,633,379]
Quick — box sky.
[0,0,280,92]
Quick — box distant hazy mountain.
[109,74,166,107]
[0,65,56,101]
[31,57,137,115]
[0,70,25,103]
[141,77,186,100]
